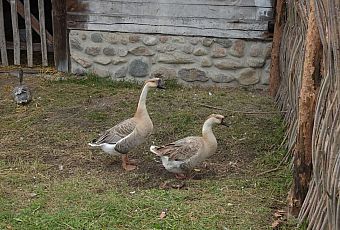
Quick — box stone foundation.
[69,30,271,89]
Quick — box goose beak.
[157,79,166,89]
[220,118,228,126]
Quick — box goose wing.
[93,118,137,144]
[13,85,31,104]
[154,136,203,161]
[114,128,146,154]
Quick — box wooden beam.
[288,0,322,217]
[52,0,68,72]
[24,0,33,67]
[38,0,48,66]
[0,0,8,66]
[269,0,285,96]
[6,41,54,52]
[5,0,53,45]
[10,0,20,65]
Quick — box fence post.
[52,0,68,72]
[288,0,322,217]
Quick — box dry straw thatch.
[276,0,339,229]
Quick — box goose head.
[17,69,24,85]
[207,114,227,126]
[145,78,165,89]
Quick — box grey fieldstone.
[85,47,101,56]
[112,58,128,65]
[117,48,128,57]
[178,68,208,82]
[72,53,92,68]
[201,57,213,67]
[91,33,103,43]
[114,66,128,78]
[92,67,111,77]
[215,38,232,48]
[193,47,208,56]
[157,44,177,53]
[143,36,158,46]
[211,74,235,83]
[237,68,259,85]
[129,59,150,77]
[249,44,262,57]
[181,45,194,54]
[211,46,227,58]
[129,34,140,43]
[129,46,155,56]
[264,43,272,58]
[189,37,200,45]
[171,37,186,44]
[103,33,119,44]
[202,38,214,47]
[215,59,244,70]
[94,56,111,65]
[103,47,116,56]
[229,40,245,58]
[120,34,129,45]
[70,37,83,51]
[158,52,196,64]
[151,55,157,64]
[73,67,86,76]
[247,58,265,68]
[159,36,169,43]
[151,67,177,80]
[261,61,270,85]
[81,34,87,40]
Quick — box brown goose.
[150,114,227,178]
[89,78,165,171]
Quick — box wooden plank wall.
[67,0,274,39]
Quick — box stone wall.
[69,30,271,89]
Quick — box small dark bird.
[12,69,32,105]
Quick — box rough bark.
[288,0,322,217]
[269,0,285,97]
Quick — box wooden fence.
[0,0,51,67]
[0,0,68,71]
[274,0,340,228]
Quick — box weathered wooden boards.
[0,0,8,65]
[38,0,48,66]
[24,0,33,67]
[67,0,274,39]
[0,0,51,66]
[10,0,20,65]
[52,0,69,72]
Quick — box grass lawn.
[0,73,293,229]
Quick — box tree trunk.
[288,0,322,217]
[269,0,285,97]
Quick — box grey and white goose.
[150,114,227,179]
[12,69,32,105]
[89,78,165,171]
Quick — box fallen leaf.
[271,219,281,229]
[274,212,282,218]
[28,192,37,198]
[159,209,168,219]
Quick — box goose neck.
[135,83,149,117]
[202,120,216,141]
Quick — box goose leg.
[122,154,137,171]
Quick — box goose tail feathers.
[150,145,161,156]
[88,142,102,147]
